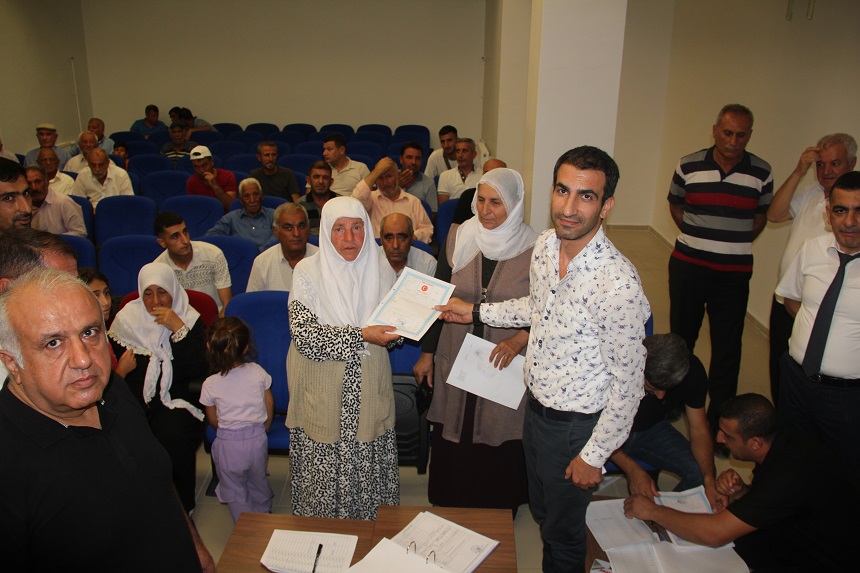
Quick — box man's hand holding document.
[368,268,455,341]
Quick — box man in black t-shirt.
[610,334,718,507]
[624,394,853,571]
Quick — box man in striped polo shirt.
[667,103,773,437]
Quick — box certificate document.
[446,333,527,409]
[368,268,455,341]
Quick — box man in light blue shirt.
[205,177,275,251]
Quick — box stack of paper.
[261,530,358,573]
[349,511,499,573]
[585,488,748,573]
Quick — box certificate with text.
[368,268,455,341]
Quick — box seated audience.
[323,133,369,196]
[399,141,437,217]
[250,142,301,201]
[424,125,458,180]
[623,393,855,571]
[378,213,436,286]
[247,203,318,292]
[109,263,211,515]
[299,160,337,236]
[26,165,86,237]
[153,211,232,314]
[178,107,214,135]
[64,132,99,173]
[351,157,433,243]
[130,104,169,139]
[37,148,75,196]
[71,148,133,209]
[205,177,276,252]
[24,123,71,169]
[0,158,32,232]
[438,137,482,204]
[78,117,114,154]
[161,121,197,168]
[186,145,236,211]
[610,333,716,507]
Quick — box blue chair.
[223,291,292,453]
[391,131,430,153]
[386,142,404,157]
[351,131,389,148]
[231,171,251,186]
[60,235,96,268]
[15,153,25,165]
[307,236,319,247]
[295,141,323,156]
[209,140,248,162]
[225,154,261,174]
[228,195,287,211]
[98,235,163,295]
[125,140,159,157]
[357,123,392,138]
[227,130,265,148]
[245,123,279,137]
[197,235,258,294]
[347,141,383,163]
[69,195,94,240]
[278,153,320,174]
[160,195,224,238]
[189,131,224,145]
[395,124,430,137]
[141,170,188,208]
[212,123,243,137]
[148,131,170,147]
[350,154,375,169]
[435,198,459,247]
[94,195,156,246]
[320,123,354,139]
[129,153,172,178]
[282,123,316,138]
[109,154,126,169]
[61,170,78,180]
[268,131,304,148]
[176,154,222,174]
[388,154,401,169]
[420,200,432,223]
[129,172,140,195]
[307,131,335,142]
[109,130,145,142]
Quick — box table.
[217,513,375,572]
[218,506,518,572]
[374,506,518,572]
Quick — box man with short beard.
[250,142,300,202]
[0,158,32,232]
[71,148,133,209]
[26,165,86,237]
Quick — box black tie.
[802,250,860,376]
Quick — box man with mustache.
[0,158,32,232]
[249,141,301,202]
[667,104,773,440]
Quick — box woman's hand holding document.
[445,333,527,409]
[368,268,455,341]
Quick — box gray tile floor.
[191,227,770,571]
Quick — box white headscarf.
[108,262,203,420]
[291,196,385,328]
[451,167,538,273]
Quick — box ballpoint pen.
[311,543,323,573]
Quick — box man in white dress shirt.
[71,148,133,209]
[246,203,318,292]
[26,166,86,237]
[437,138,482,204]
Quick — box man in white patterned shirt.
[439,146,650,573]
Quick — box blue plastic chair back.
[128,153,172,177]
[126,140,159,157]
[188,131,224,145]
[320,123,354,139]
[98,235,163,295]
[60,235,96,269]
[94,195,157,246]
[435,198,459,247]
[109,131,145,142]
[225,154,261,173]
[209,140,248,162]
[357,124,393,138]
[141,170,188,208]
[245,123,279,137]
[282,123,316,138]
[69,195,94,240]
[212,123,243,137]
[160,195,224,238]
[295,141,323,156]
[197,235,258,294]
[278,153,320,174]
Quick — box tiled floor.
[191,227,770,571]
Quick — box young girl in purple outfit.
[200,317,275,522]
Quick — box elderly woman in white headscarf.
[415,167,537,513]
[287,196,400,520]
[109,262,209,513]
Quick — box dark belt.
[808,372,860,388]
[527,391,602,421]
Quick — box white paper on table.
[260,530,357,573]
[348,537,446,572]
[586,498,657,550]
[651,543,748,573]
[606,542,661,573]
[654,486,733,550]
[445,333,527,410]
[368,268,454,341]
[389,511,499,573]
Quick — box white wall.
[648,0,860,326]
[0,0,93,154]
[80,0,486,143]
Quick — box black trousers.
[767,296,794,404]
[668,257,751,431]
